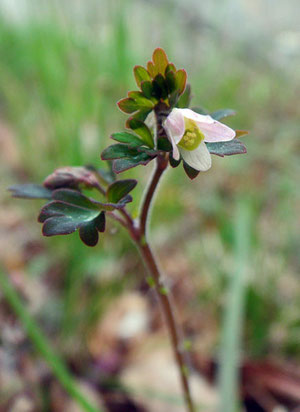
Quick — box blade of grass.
[218,199,253,412]
[0,266,102,412]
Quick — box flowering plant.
[9,48,247,412]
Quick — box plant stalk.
[138,241,195,412]
[135,155,195,412]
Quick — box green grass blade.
[218,199,253,412]
[0,267,102,412]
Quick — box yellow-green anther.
[178,118,205,151]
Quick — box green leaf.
[126,118,154,148]
[132,93,155,109]
[206,139,247,157]
[152,48,169,75]
[38,190,113,247]
[39,200,99,225]
[113,152,154,174]
[79,221,99,247]
[183,162,199,180]
[130,108,152,122]
[40,203,99,232]
[102,144,157,164]
[53,188,131,212]
[133,65,151,88]
[127,91,145,100]
[79,211,106,246]
[125,90,157,111]
[147,60,158,78]
[111,132,145,148]
[101,144,138,160]
[157,137,172,152]
[117,98,139,113]
[210,109,236,121]
[140,81,154,99]
[9,184,52,199]
[175,69,187,95]
[107,179,137,203]
[191,106,208,115]
[177,84,192,108]
[165,70,176,94]
[165,63,176,75]
[153,74,168,100]
[51,189,100,210]
[94,211,106,232]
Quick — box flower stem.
[140,155,169,236]
[136,155,195,412]
[138,241,195,412]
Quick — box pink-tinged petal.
[179,108,214,124]
[179,108,235,142]
[198,119,236,142]
[163,108,185,144]
[179,141,212,172]
[171,141,180,160]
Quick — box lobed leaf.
[140,81,154,99]
[101,144,138,160]
[133,65,151,88]
[152,74,168,100]
[79,221,99,247]
[111,132,146,148]
[107,179,137,203]
[119,93,154,114]
[127,91,145,100]
[79,212,106,247]
[175,69,187,95]
[152,48,169,75]
[206,139,247,157]
[133,94,155,109]
[112,152,155,174]
[94,211,106,232]
[42,216,78,236]
[130,108,152,122]
[51,189,100,210]
[117,98,139,113]
[38,189,120,247]
[165,70,177,94]
[126,118,154,148]
[147,61,158,78]
[165,63,176,75]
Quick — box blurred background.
[0,1,299,411]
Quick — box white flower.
[163,108,236,171]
